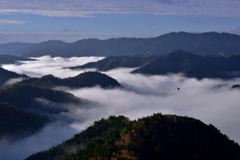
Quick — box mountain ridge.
[17,32,240,57]
[18,71,121,89]
[0,42,36,55]
[131,50,240,79]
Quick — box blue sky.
[0,0,240,43]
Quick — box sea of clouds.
[1,56,240,159]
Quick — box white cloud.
[0,20,27,25]
[68,69,240,144]
[2,56,104,78]
[0,0,239,17]
[1,56,240,159]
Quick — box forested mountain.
[68,56,156,71]
[0,54,32,65]
[0,102,52,137]
[0,84,87,114]
[26,113,240,160]
[131,50,240,79]
[19,32,240,57]
[0,67,28,86]
[18,72,121,89]
[0,42,36,54]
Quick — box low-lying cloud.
[0,122,78,160]
[1,56,240,159]
[67,69,240,145]
[2,56,104,78]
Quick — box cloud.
[2,56,104,78]
[0,0,239,17]
[0,122,78,160]
[0,20,27,25]
[155,0,189,4]
[226,27,240,35]
[67,69,240,144]
[1,56,240,159]
[2,77,24,87]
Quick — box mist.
[1,56,104,78]
[0,122,79,160]
[1,56,240,159]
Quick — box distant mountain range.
[0,42,36,54]
[18,72,121,89]
[26,113,240,160]
[1,32,240,57]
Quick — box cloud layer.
[1,56,240,159]
[2,56,104,78]
[0,0,240,17]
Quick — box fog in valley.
[1,56,240,159]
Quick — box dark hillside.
[132,50,240,79]
[0,102,52,137]
[26,113,240,160]
[18,72,121,89]
[68,56,156,71]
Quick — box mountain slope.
[0,102,51,137]
[0,42,36,54]
[0,67,28,86]
[132,50,240,79]
[68,56,156,71]
[0,84,87,114]
[19,40,69,57]
[19,32,240,57]
[18,72,121,89]
[0,54,32,65]
[26,113,240,160]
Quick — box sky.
[0,0,240,43]
[1,56,240,159]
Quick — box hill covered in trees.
[18,72,121,89]
[0,84,87,114]
[68,56,156,71]
[67,51,240,79]
[0,67,28,87]
[26,113,240,160]
[0,54,32,65]
[0,102,52,137]
[18,32,240,57]
[131,50,240,79]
